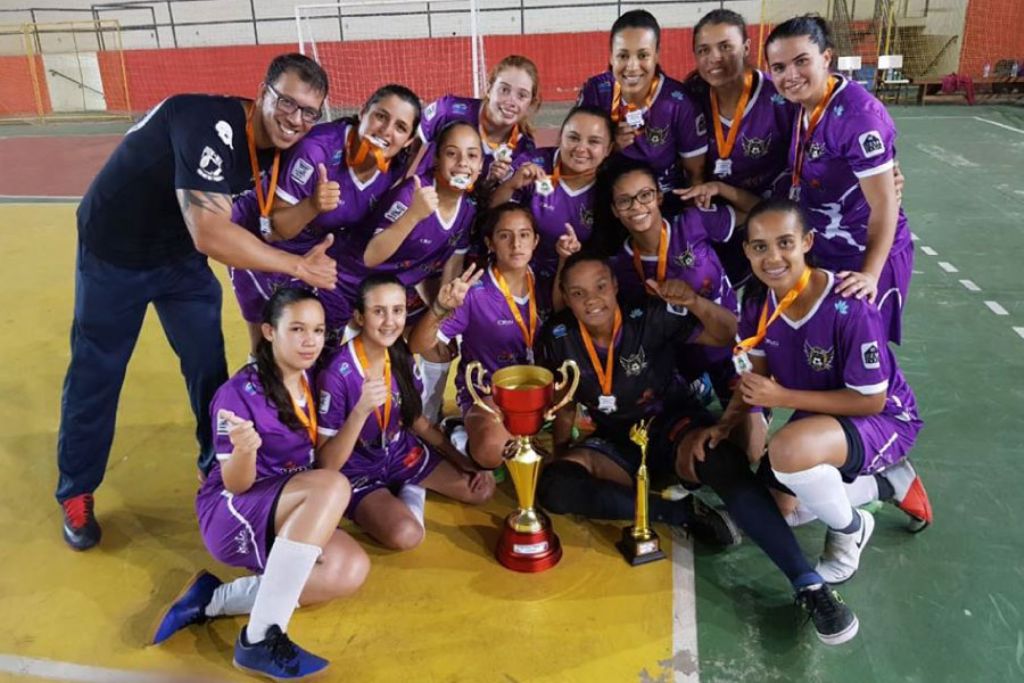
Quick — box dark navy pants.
[55,242,227,503]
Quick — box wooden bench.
[912,76,1024,105]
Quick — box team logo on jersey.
[331,149,343,166]
[552,324,567,338]
[833,105,845,118]
[233,530,250,556]
[384,201,408,222]
[670,89,685,101]
[646,125,669,147]
[318,390,331,415]
[834,300,849,315]
[804,341,834,371]
[244,382,257,394]
[861,341,881,369]
[448,230,462,247]
[695,113,707,136]
[629,307,643,319]
[579,207,594,227]
[674,244,697,268]
[215,120,234,150]
[452,102,468,114]
[424,101,438,120]
[741,134,771,159]
[619,347,648,376]
[197,146,224,182]
[291,158,315,186]
[338,362,352,377]
[771,93,787,105]
[858,130,885,158]
[807,142,827,161]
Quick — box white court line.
[985,301,1009,316]
[937,261,959,273]
[973,116,1024,135]
[910,232,919,241]
[960,280,981,292]
[0,654,220,683]
[1013,327,1024,340]
[921,246,938,256]
[672,530,700,682]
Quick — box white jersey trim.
[215,452,233,462]
[721,204,737,243]
[748,349,767,357]
[853,158,894,179]
[778,270,834,330]
[221,491,264,570]
[275,186,299,205]
[846,379,889,395]
[317,426,339,437]
[680,144,710,159]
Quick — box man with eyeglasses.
[56,53,334,553]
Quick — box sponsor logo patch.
[291,158,315,185]
[197,146,224,182]
[861,341,881,369]
[858,130,885,158]
[384,200,409,222]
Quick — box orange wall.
[0,54,49,117]
[960,0,1024,77]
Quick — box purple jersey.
[273,120,404,253]
[332,172,474,292]
[512,147,597,282]
[196,366,317,572]
[316,339,433,500]
[610,208,739,313]
[699,71,796,195]
[787,75,911,270]
[417,94,536,177]
[739,270,921,434]
[438,266,548,412]
[578,71,707,191]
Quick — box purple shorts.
[786,411,921,480]
[229,267,298,324]
[196,474,292,573]
[822,242,913,346]
[343,440,440,517]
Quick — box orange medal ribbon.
[480,105,520,156]
[346,127,389,172]
[549,156,596,189]
[245,104,281,226]
[734,266,814,357]
[632,220,668,295]
[611,74,661,124]
[710,70,754,160]
[353,336,393,440]
[289,374,318,444]
[790,76,838,193]
[577,307,623,396]
[492,266,537,350]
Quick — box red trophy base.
[495,512,563,573]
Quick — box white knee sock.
[844,475,880,507]
[773,464,855,531]
[399,484,427,528]
[206,575,261,617]
[784,505,820,527]
[245,537,321,643]
[420,360,450,423]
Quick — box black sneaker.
[682,495,741,547]
[61,493,101,551]
[797,584,859,645]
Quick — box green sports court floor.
[0,105,1021,682]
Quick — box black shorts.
[572,405,715,489]
[757,415,866,493]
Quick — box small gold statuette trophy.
[617,418,666,566]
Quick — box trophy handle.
[544,359,580,421]
[465,361,502,423]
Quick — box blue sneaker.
[690,372,715,407]
[151,571,222,645]
[233,624,329,681]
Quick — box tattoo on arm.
[176,189,231,230]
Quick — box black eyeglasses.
[613,187,657,211]
[266,83,323,124]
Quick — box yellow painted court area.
[0,204,683,682]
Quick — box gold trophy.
[466,360,580,572]
[617,418,666,565]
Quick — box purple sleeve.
[231,190,261,233]
[840,302,890,395]
[577,76,602,107]
[452,203,476,253]
[437,290,473,344]
[672,90,710,158]
[373,178,417,234]
[417,95,451,144]
[316,360,355,437]
[275,135,331,206]
[836,111,897,179]
[692,204,736,243]
[210,382,254,462]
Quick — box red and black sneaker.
[61,493,101,551]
